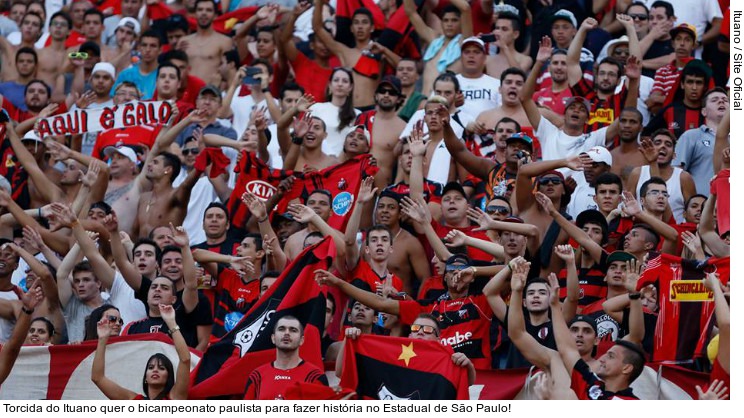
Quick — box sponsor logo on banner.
[669,280,714,302]
[332,191,354,216]
[245,180,277,201]
[233,305,275,356]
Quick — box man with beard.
[627,130,696,223]
[356,76,406,189]
[179,0,233,83]
[37,12,72,95]
[456,37,501,121]
[86,62,115,107]
[567,18,640,133]
[610,108,646,184]
[533,49,571,115]
[112,30,163,99]
[373,190,430,295]
[395,58,425,123]
[486,12,533,79]
[566,146,613,218]
[672,87,728,195]
[0,48,37,110]
[243,315,328,400]
[0,79,57,123]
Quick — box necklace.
[146,195,156,213]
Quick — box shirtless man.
[281,114,339,171]
[475,68,530,136]
[311,0,384,109]
[0,11,43,81]
[486,12,533,79]
[283,190,334,261]
[36,12,71,93]
[365,76,406,189]
[2,127,62,209]
[180,0,233,83]
[403,0,472,96]
[373,190,430,294]
[102,146,140,232]
[610,108,646,184]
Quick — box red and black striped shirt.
[643,102,704,140]
[570,78,628,135]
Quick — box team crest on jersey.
[702,139,711,147]
[493,180,508,197]
[5,154,15,168]
[332,191,354,216]
[588,384,603,400]
[150,325,162,333]
[538,326,550,340]
[233,305,275,356]
[338,178,348,190]
[378,384,420,400]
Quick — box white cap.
[22,130,42,142]
[552,9,577,28]
[92,62,116,79]
[103,146,137,164]
[461,36,486,52]
[117,17,141,36]
[582,146,612,166]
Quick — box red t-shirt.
[91,124,160,160]
[179,75,206,106]
[571,358,639,400]
[637,254,730,363]
[290,52,336,102]
[398,294,493,370]
[347,259,403,294]
[533,86,572,115]
[64,30,87,49]
[243,361,327,400]
[211,268,260,341]
[432,221,493,262]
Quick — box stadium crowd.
[0,0,732,400]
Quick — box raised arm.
[168,224,198,314]
[506,259,552,370]
[467,207,541,255]
[450,0,473,38]
[567,18,597,85]
[443,115,493,179]
[402,0,436,44]
[408,120,428,203]
[314,269,400,315]
[444,229,504,260]
[242,191,287,270]
[3,120,63,203]
[91,318,137,400]
[697,193,729,257]
[483,259,517,322]
[622,259,644,345]
[515,156,582,214]
[549,275,581,372]
[55,242,83,308]
[522,36,554,130]
[286,203,348,274]
[621,191,678,244]
[343,177,377,270]
[159,304,191,400]
[535,192,604,263]
[554,246,579,321]
[312,0,349,59]
[280,2,311,62]
[703,272,729,374]
[400,196,452,262]
[103,213,142,292]
[713,106,729,174]
[0,286,43,385]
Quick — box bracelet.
[291,135,303,145]
[257,215,268,223]
[37,208,42,218]
[628,292,641,300]
[168,326,181,335]
[69,219,80,228]
[506,263,512,272]
[261,88,270,93]
[21,306,34,315]
[472,267,478,276]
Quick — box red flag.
[276,154,379,231]
[654,364,710,400]
[213,7,261,34]
[189,237,335,399]
[339,334,469,400]
[710,169,730,235]
[472,369,531,400]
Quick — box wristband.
[291,135,303,145]
[472,267,478,276]
[257,215,268,223]
[628,292,641,300]
[21,306,34,315]
[261,88,270,93]
[168,326,181,335]
[37,208,42,218]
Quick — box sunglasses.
[68,52,89,60]
[629,14,649,21]
[182,148,199,156]
[485,206,510,215]
[410,324,437,335]
[107,315,124,325]
[538,177,562,186]
[376,88,399,96]
[445,264,468,272]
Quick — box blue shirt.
[112,64,157,99]
[175,121,238,146]
[0,82,27,111]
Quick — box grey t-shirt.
[63,294,110,342]
[672,125,716,195]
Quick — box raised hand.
[96,317,116,339]
[696,379,729,400]
[554,244,575,262]
[102,212,119,233]
[533,371,552,400]
[263,235,275,258]
[399,197,431,225]
[168,223,190,248]
[241,191,268,220]
[703,272,721,292]
[22,226,45,254]
[254,108,268,131]
[616,14,634,29]
[81,160,103,187]
[75,91,96,110]
[292,111,312,139]
[408,121,427,157]
[357,176,378,204]
[536,36,553,63]
[444,229,468,247]
[293,0,312,17]
[638,137,659,163]
[680,230,702,256]
[566,154,584,171]
[160,304,176,324]
[277,175,296,195]
[49,203,77,227]
[623,258,643,292]
[314,269,343,287]
[580,17,598,32]
[625,55,641,80]
[435,103,451,126]
[296,94,316,113]
[0,189,10,207]
[21,284,44,312]
[547,272,561,307]
[287,203,316,224]
[510,257,530,292]
[37,103,60,120]
[620,191,641,216]
[534,191,556,214]
[467,207,497,231]
[45,139,71,161]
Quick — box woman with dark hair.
[83,304,123,341]
[24,317,55,345]
[91,304,190,400]
[309,67,360,157]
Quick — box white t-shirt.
[456,73,502,120]
[107,272,147,325]
[308,102,360,157]
[229,92,277,141]
[173,169,219,246]
[566,177,599,219]
[400,109,473,140]
[536,116,609,163]
[615,75,654,126]
[266,124,283,169]
[428,140,452,184]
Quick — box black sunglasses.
[629,14,648,21]
[485,206,510,215]
[538,177,562,186]
[106,315,124,325]
[182,148,199,156]
[376,88,399,96]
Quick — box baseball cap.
[377,75,402,95]
[442,181,467,198]
[199,85,222,98]
[461,36,486,52]
[569,315,598,335]
[117,17,141,36]
[501,215,525,224]
[576,209,608,243]
[505,132,534,151]
[606,251,636,265]
[22,131,42,143]
[103,145,138,164]
[581,146,612,166]
[670,23,697,42]
[551,9,577,28]
[348,125,371,145]
[166,14,189,32]
[445,253,471,267]
[564,96,592,114]
[537,170,565,182]
[92,62,116,79]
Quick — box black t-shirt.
[503,307,556,369]
[643,39,674,78]
[135,275,213,348]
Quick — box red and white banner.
[36,101,173,137]
[0,334,200,400]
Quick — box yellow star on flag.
[398,342,417,367]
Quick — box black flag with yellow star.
[339,335,469,400]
